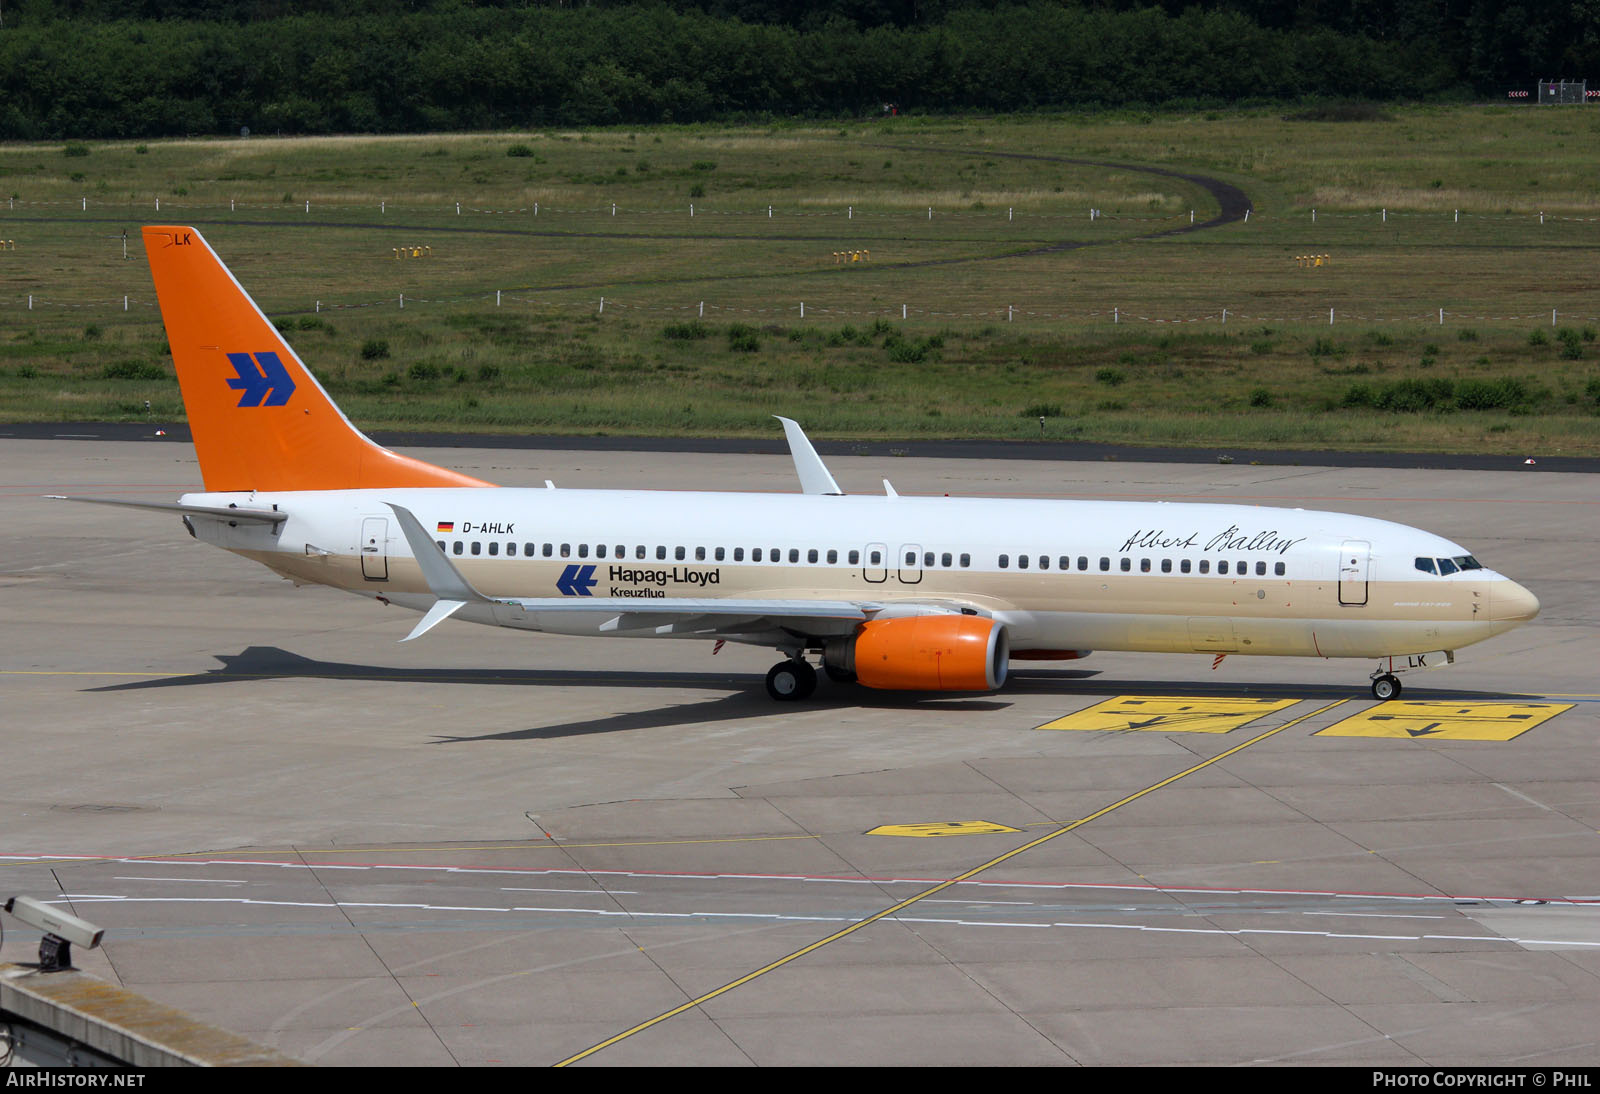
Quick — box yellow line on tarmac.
[554,697,1350,1067]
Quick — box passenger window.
[1058,556,1069,570]
[789,549,800,563]
[734,547,745,561]
[1415,557,1436,575]
[828,549,839,564]
[507,543,517,557]
[941,552,952,567]
[849,550,860,565]
[1119,557,1131,572]
[1078,556,1088,571]
[452,541,463,555]
[696,546,706,561]
[1099,557,1110,571]
[656,546,667,560]
[578,543,589,558]
[1199,559,1210,574]
[1256,561,1266,576]
[809,549,819,563]
[753,548,763,562]
[869,549,881,565]
[1018,555,1029,569]
[1438,557,1459,575]
[1039,556,1049,570]
[596,544,607,559]
[715,547,725,561]
[435,540,446,553]
[1180,559,1191,573]
[1274,562,1285,576]
[1218,560,1228,575]
[924,552,934,567]
[905,550,916,566]
[542,543,553,557]
[560,543,571,558]
[636,545,646,559]
[999,554,1009,568]
[471,541,482,556]
[960,553,971,567]
[488,542,499,556]
[525,543,535,556]
[675,546,686,561]
[1139,558,1150,573]
[1161,559,1172,573]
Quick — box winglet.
[402,598,468,642]
[774,416,842,495]
[385,502,491,607]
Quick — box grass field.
[3,106,1600,454]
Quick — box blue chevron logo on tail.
[226,351,296,407]
[556,564,598,596]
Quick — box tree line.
[0,3,1577,139]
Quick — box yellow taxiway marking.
[1037,695,1299,734]
[866,821,1020,838]
[554,698,1348,1066]
[1316,700,1574,742]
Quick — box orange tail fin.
[142,226,493,492]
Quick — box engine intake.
[826,615,1009,692]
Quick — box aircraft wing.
[384,501,986,642]
[509,597,871,637]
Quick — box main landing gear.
[765,658,817,701]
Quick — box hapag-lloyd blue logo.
[557,565,597,596]
[226,351,296,407]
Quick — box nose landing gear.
[1370,673,1402,701]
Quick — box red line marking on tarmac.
[3,854,1594,906]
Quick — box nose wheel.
[765,659,817,701]
[1370,673,1402,701]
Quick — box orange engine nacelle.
[832,615,1009,692]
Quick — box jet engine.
[824,615,1009,692]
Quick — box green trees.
[0,3,1578,139]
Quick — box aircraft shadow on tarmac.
[83,646,1536,740]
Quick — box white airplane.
[56,226,1540,703]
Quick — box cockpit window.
[1437,557,1459,576]
[1455,555,1482,571]
[1415,557,1437,575]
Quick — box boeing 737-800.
[55,226,1541,702]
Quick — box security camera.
[3,896,104,971]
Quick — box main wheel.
[765,660,817,701]
[1371,674,1401,701]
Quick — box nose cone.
[1491,580,1541,623]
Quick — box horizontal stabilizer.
[47,495,288,524]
